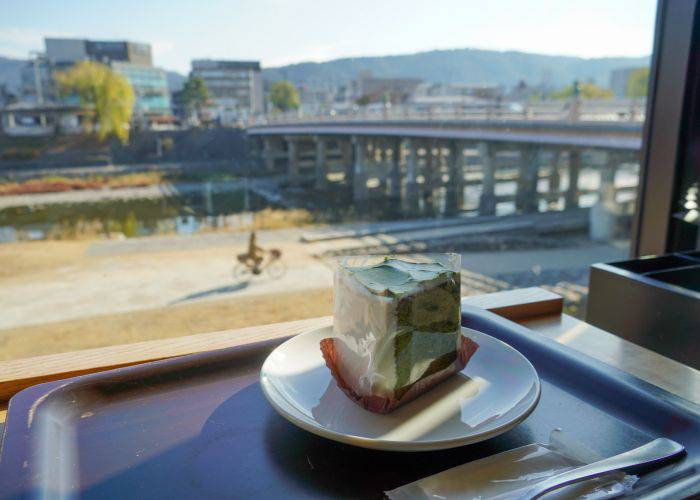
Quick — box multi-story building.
[19,54,58,104]
[111,62,170,117]
[190,59,264,124]
[24,38,171,125]
[85,40,152,66]
[45,38,153,66]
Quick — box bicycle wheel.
[233,263,252,281]
[266,260,287,280]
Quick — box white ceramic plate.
[260,326,540,452]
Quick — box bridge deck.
[247,123,641,150]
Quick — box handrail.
[249,99,647,127]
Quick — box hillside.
[1,48,651,96]
[262,48,650,89]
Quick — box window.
[0,1,658,361]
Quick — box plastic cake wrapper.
[321,254,479,414]
[385,429,639,499]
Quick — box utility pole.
[29,51,44,105]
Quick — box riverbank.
[0,287,333,360]
[0,179,247,209]
[0,171,164,196]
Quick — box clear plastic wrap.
[321,254,479,413]
[385,429,639,499]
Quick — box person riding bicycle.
[239,231,264,274]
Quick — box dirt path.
[0,233,333,330]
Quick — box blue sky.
[1,0,657,73]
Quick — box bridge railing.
[250,98,646,127]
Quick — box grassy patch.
[0,287,333,360]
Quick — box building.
[45,38,153,66]
[190,59,264,124]
[0,102,85,136]
[111,62,170,118]
[23,38,171,126]
[415,82,502,100]
[610,67,647,97]
[20,54,59,104]
[0,84,17,107]
[353,72,423,104]
[297,82,336,114]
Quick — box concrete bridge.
[246,119,641,217]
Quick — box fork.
[520,438,685,499]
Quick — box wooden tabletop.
[1,287,698,431]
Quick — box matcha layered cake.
[321,254,479,413]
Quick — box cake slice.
[322,255,479,413]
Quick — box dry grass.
[0,240,90,281]
[0,287,333,361]
[249,208,316,230]
[0,172,164,195]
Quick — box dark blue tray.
[1,307,699,498]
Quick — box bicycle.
[233,248,286,281]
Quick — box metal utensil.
[521,438,685,499]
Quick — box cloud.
[0,27,80,58]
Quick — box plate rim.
[260,326,541,452]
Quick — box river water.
[0,188,259,242]
[0,167,639,243]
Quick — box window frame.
[632,0,699,256]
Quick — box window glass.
[0,0,656,360]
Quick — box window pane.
[0,0,657,360]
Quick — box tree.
[181,76,210,120]
[56,61,135,144]
[355,94,371,106]
[551,80,613,99]
[627,68,650,98]
[269,81,300,112]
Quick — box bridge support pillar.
[371,140,385,193]
[285,136,300,185]
[478,142,496,215]
[599,151,619,206]
[590,151,620,241]
[547,150,562,208]
[352,136,368,204]
[566,149,581,209]
[445,140,465,215]
[423,144,437,215]
[388,138,402,201]
[314,136,327,189]
[516,146,540,213]
[404,138,420,214]
[341,139,353,184]
[262,137,276,172]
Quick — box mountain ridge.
[1,47,650,96]
[261,47,650,89]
